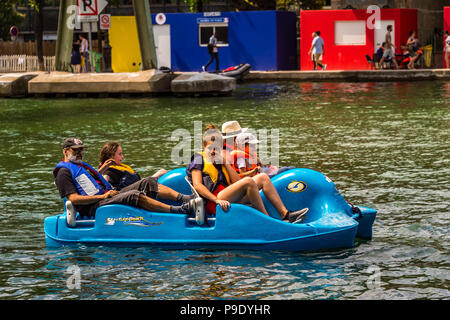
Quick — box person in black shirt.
[54,138,198,218]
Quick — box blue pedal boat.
[44,168,376,251]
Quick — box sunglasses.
[65,147,85,153]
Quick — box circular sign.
[100,14,110,24]
[10,26,19,39]
[156,13,166,25]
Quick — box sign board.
[204,12,221,17]
[10,26,19,40]
[100,14,111,30]
[196,17,228,24]
[76,0,108,22]
[155,13,166,25]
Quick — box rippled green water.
[0,81,449,299]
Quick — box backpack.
[207,43,214,54]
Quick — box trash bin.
[422,45,432,68]
[87,51,102,73]
[94,53,102,72]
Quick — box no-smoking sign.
[100,14,111,30]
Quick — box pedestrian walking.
[379,25,398,69]
[308,31,327,71]
[444,30,450,69]
[202,32,220,72]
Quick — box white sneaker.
[66,200,77,227]
[322,64,327,71]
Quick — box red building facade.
[300,8,418,70]
[444,7,450,68]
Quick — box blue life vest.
[54,161,112,196]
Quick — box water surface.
[0,81,449,299]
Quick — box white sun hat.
[236,132,259,147]
[221,120,248,138]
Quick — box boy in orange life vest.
[221,120,250,168]
[232,132,261,178]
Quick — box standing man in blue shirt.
[308,31,327,71]
[202,32,220,72]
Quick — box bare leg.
[392,57,399,69]
[378,57,385,69]
[137,194,171,212]
[157,184,180,201]
[409,56,418,69]
[217,177,269,215]
[252,173,288,219]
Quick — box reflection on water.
[0,81,448,299]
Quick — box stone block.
[28,70,172,94]
[171,72,236,94]
[0,73,39,97]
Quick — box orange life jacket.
[230,147,258,176]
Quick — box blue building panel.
[151,10,297,72]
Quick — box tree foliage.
[0,1,25,40]
[277,0,326,10]
[183,0,325,12]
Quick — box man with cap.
[53,138,200,224]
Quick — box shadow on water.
[39,245,363,300]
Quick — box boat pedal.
[66,200,77,228]
[66,201,95,227]
[185,177,206,225]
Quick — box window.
[335,21,366,45]
[199,23,229,47]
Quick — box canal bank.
[1,69,450,97]
[245,69,450,82]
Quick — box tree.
[277,0,326,10]
[30,0,45,71]
[0,1,25,41]
[229,0,277,10]
[184,0,205,12]
[183,0,324,12]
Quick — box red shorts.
[205,184,226,215]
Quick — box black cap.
[62,138,86,149]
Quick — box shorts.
[313,53,323,62]
[96,177,159,212]
[383,47,395,59]
[205,184,227,215]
